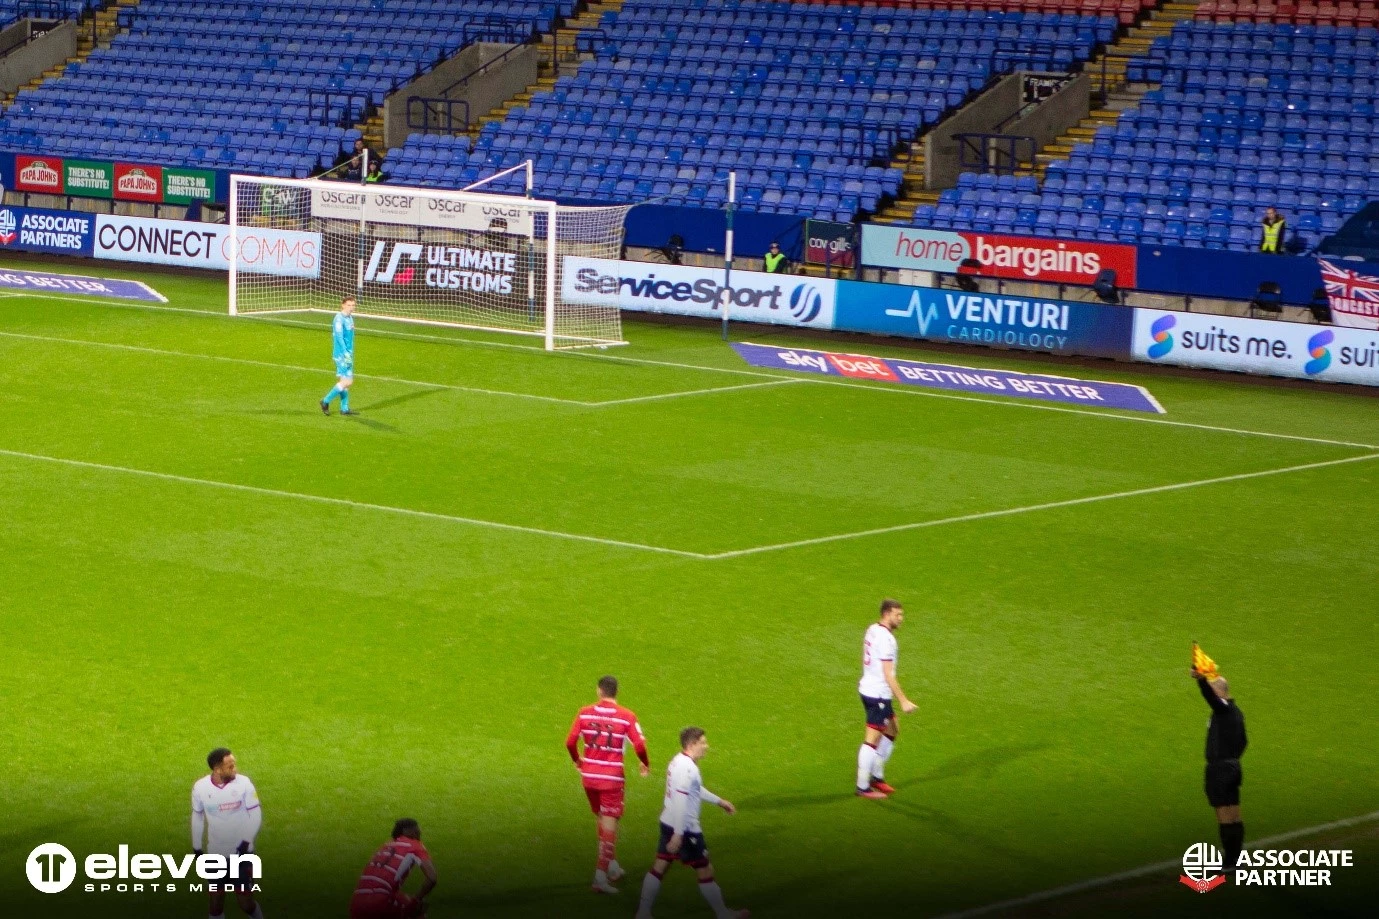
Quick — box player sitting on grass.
[635,727,747,919]
[856,599,918,799]
[566,675,650,894]
[191,748,264,919]
[349,819,437,918]
[321,296,356,416]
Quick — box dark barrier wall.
[620,203,805,260]
[1134,244,1337,307]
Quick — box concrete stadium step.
[1034,1,1200,178]
[7,0,141,107]
[471,0,626,139]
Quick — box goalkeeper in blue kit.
[320,296,356,415]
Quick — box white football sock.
[873,736,894,779]
[699,879,732,917]
[857,743,878,791]
[638,871,662,916]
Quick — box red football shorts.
[584,785,625,819]
[350,892,424,919]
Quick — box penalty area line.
[931,808,1379,919]
[0,330,587,406]
[0,329,798,407]
[706,452,1379,560]
[0,447,709,560]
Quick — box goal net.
[227,171,632,350]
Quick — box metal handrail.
[308,90,372,128]
[406,96,470,134]
[432,17,537,98]
[954,132,1036,175]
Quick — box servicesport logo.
[789,282,825,323]
[26,842,262,895]
[562,256,836,328]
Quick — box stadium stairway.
[872,1,1193,226]
[2,0,138,109]
[471,0,627,139]
[1033,0,1200,178]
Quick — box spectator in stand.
[365,160,386,184]
[1260,207,1287,254]
[763,241,791,274]
[335,139,379,181]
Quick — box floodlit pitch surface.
[0,258,1376,919]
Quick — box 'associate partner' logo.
[1180,842,1227,893]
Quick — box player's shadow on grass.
[881,797,1056,870]
[737,742,1050,814]
[362,387,446,414]
[895,740,1052,790]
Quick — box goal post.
[227,171,632,350]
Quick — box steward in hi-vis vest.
[1260,207,1286,253]
[763,241,790,273]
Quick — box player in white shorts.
[191,747,264,919]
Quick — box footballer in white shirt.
[191,748,265,919]
[635,727,748,919]
[856,599,918,799]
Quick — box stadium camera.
[1093,268,1120,304]
[1251,281,1283,316]
[954,257,982,292]
[661,233,685,265]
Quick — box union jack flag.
[1319,259,1379,329]
[1320,259,1379,302]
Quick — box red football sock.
[597,826,617,871]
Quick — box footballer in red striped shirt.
[566,675,651,894]
[349,819,436,918]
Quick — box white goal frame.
[228,169,625,351]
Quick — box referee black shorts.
[1205,759,1242,808]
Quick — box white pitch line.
[0,330,586,406]
[932,808,1379,919]
[0,330,789,408]
[3,289,1376,448]
[706,452,1379,560]
[589,378,802,405]
[0,446,709,559]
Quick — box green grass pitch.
[0,257,1376,918]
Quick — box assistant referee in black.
[1192,668,1247,879]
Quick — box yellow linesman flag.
[1192,643,1220,680]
